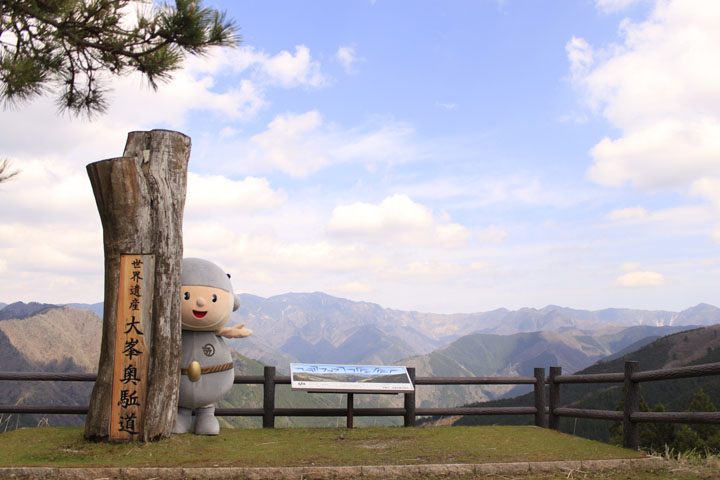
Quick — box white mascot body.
[173,258,252,435]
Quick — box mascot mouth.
[192,310,207,319]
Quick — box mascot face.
[181,258,239,331]
[181,285,234,331]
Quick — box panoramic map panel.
[290,363,414,393]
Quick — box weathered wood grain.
[84,130,190,442]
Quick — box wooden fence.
[2,361,720,450]
[549,361,720,449]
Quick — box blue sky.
[1,0,718,314]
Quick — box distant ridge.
[398,324,699,408]
[226,293,720,368]
[43,294,720,334]
[35,294,720,370]
[63,302,104,318]
[0,301,59,321]
[445,324,720,443]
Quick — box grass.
[6,425,720,479]
[518,451,720,480]
[0,425,641,468]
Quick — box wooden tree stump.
[84,130,190,441]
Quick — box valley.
[1,294,718,430]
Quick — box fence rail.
[2,360,720,450]
[548,361,720,450]
[0,367,546,430]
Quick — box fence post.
[534,367,547,428]
[347,393,354,429]
[623,361,639,450]
[548,366,562,430]
[263,366,276,428]
[404,367,416,427]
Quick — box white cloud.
[607,206,648,220]
[327,194,471,247]
[0,45,329,151]
[0,160,97,223]
[588,119,720,189]
[106,45,328,125]
[606,204,712,228]
[219,126,240,139]
[691,177,720,240]
[691,177,720,212]
[621,262,643,272]
[328,194,433,235]
[185,174,287,219]
[476,226,508,244]
[571,0,720,243]
[470,261,491,270]
[573,1,720,193]
[261,45,328,87]
[394,173,586,209]
[246,110,329,177]
[614,270,665,287]
[713,227,720,243]
[334,282,373,294]
[0,220,103,304]
[179,45,328,89]
[0,223,100,274]
[240,111,417,177]
[336,46,363,73]
[566,36,594,82]
[389,261,465,278]
[184,229,388,277]
[435,101,457,110]
[334,120,418,168]
[556,111,590,124]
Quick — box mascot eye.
[212,294,218,302]
[184,292,190,300]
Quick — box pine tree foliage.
[0,0,239,116]
[610,388,720,454]
[684,388,720,452]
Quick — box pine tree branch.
[0,0,240,116]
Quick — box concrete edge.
[0,457,666,479]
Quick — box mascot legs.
[173,407,193,434]
[194,405,220,435]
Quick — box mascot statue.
[173,258,252,435]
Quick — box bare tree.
[0,158,18,183]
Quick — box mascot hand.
[216,324,253,338]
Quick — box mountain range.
[223,293,720,369]
[0,301,59,321]
[444,324,720,443]
[3,296,719,376]
[1,295,719,429]
[401,324,700,408]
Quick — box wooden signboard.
[110,254,154,440]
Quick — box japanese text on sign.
[110,254,153,440]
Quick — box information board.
[290,363,414,393]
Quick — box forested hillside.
[444,325,720,451]
[401,325,696,408]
